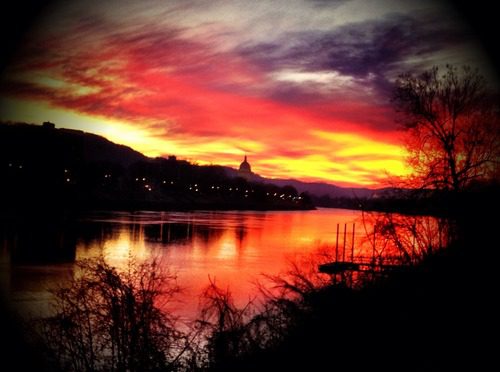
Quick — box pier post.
[342,223,347,261]
[335,223,339,262]
[351,223,355,262]
[372,229,376,266]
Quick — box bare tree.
[361,211,453,266]
[393,65,500,191]
[194,263,331,369]
[40,258,189,372]
[195,278,256,369]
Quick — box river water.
[0,208,445,321]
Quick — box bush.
[40,258,188,371]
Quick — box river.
[0,208,446,321]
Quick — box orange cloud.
[0,17,411,187]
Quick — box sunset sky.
[0,0,495,187]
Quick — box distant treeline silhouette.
[0,122,313,211]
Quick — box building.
[238,155,253,180]
[42,121,55,129]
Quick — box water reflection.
[0,209,450,320]
[0,220,77,264]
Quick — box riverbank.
[204,202,496,371]
[0,197,495,371]
[315,184,499,218]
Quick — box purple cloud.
[239,12,469,98]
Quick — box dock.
[319,261,359,274]
[319,261,403,274]
[318,222,407,283]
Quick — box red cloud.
[1,19,407,186]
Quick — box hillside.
[0,122,314,211]
[0,121,147,168]
[1,122,386,200]
[216,159,380,199]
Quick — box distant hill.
[260,178,376,199]
[2,121,385,200]
[0,122,147,168]
[3,122,488,217]
[0,122,314,211]
[0,121,395,205]
[221,165,379,199]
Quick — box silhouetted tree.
[361,211,452,266]
[194,263,330,370]
[40,258,189,371]
[196,278,255,369]
[393,65,500,191]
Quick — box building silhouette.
[238,155,253,180]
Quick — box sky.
[0,0,496,187]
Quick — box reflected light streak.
[76,227,151,269]
[216,239,238,261]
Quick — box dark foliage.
[393,65,500,191]
[38,258,189,371]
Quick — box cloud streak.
[239,12,470,99]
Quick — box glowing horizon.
[0,0,493,187]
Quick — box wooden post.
[351,223,355,262]
[335,223,339,262]
[350,223,355,289]
[342,223,347,261]
[372,228,376,266]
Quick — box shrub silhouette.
[40,258,187,371]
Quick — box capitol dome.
[239,155,251,173]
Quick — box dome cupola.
[239,155,251,173]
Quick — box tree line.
[0,123,312,211]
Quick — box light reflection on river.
[0,208,445,321]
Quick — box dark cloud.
[265,82,331,105]
[0,80,57,100]
[1,3,476,137]
[239,12,469,98]
[307,0,350,8]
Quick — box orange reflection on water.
[72,210,362,319]
[76,226,151,266]
[1,209,448,321]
